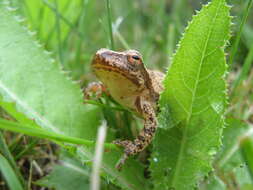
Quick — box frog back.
[147,70,165,95]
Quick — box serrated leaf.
[0,5,148,190]
[150,0,231,189]
[0,6,100,139]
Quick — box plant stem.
[228,0,253,67]
[106,0,114,49]
[0,119,119,151]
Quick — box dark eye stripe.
[132,55,140,60]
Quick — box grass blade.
[228,0,253,67]
[0,154,24,190]
[231,42,253,91]
[105,0,114,49]
[240,136,253,181]
[0,118,118,150]
[0,132,25,186]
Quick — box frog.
[85,48,165,170]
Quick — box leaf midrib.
[0,79,61,134]
[171,1,223,186]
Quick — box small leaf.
[150,0,231,189]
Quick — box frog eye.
[132,55,140,60]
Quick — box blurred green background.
[8,0,252,122]
[8,0,252,82]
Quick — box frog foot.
[83,82,108,100]
[113,140,137,170]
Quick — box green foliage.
[212,118,253,189]
[0,154,23,190]
[37,150,121,190]
[215,118,249,170]
[37,151,90,190]
[0,5,148,190]
[18,0,83,47]
[150,0,231,189]
[0,132,25,187]
[228,0,253,67]
[240,137,253,180]
[233,166,253,189]
[199,175,226,190]
[0,0,253,189]
[0,6,101,139]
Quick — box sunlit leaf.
[150,0,231,189]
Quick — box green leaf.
[0,154,24,190]
[0,6,148,190]
[0,118,114,149]
[150,0,231,189]
[0,5,101,139]
[214,119,253,188]
[240,137,253,181]
[37,151,90,190]
[0,97,38,127]
[233,165,253,189]
[0,132,25,187]
[37,150,122,190]
[215,118,248,170]
[199,174,226,190]
[20,0,84,46]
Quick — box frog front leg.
[84,82,108,99]
[114,96,157,170]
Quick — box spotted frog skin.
[87,48,164,169]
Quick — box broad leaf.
[0,5,100,139]
[37,151,90,190]
[0,5,148,190]
[150,0,231,189]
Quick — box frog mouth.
[92,64,141,87]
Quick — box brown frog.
[86,48,164,169]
